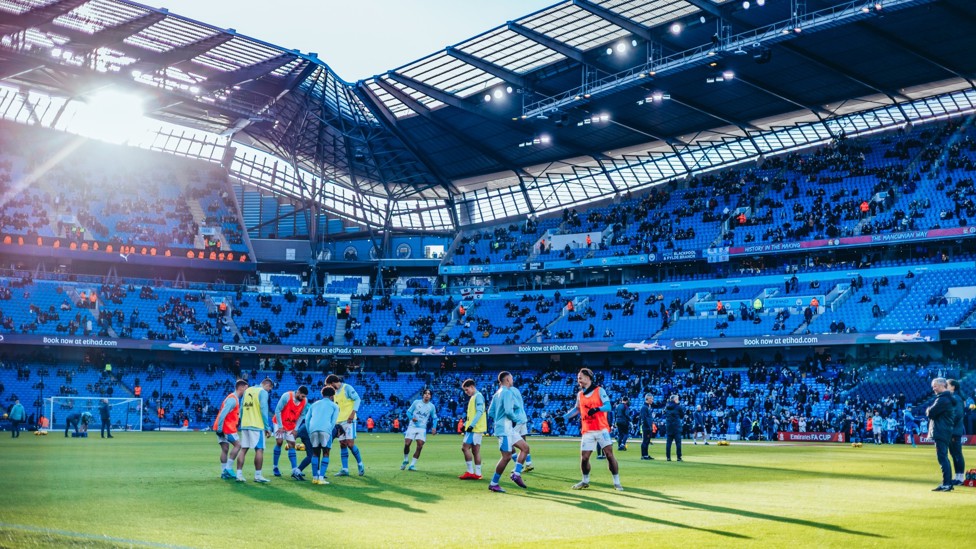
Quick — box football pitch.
[0,432,971,548]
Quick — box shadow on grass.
[234,481,342,513]
[323,483,426,514]
[691,461,934,486]
[519,487,751,540]
[621,486,885,539]
[360,475,443,504]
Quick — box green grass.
[0,432,971,548]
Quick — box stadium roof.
[0,0,975,232]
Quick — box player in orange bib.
[273,386,309,479]
[214,380,248,479]
[563,368,623,491]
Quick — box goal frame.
[47,396,144,432]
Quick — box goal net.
[47,397,144,432]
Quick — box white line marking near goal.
[0,522,193,548]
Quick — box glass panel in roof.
[399,51,500,98]
[363,80,413,118]
[0,0,54,15]
[383,76,445,110]
[125,18,213,52]
[54,0,146,35]
[601,0,699,28]
[522,4,629,51]
[457,28,564,75]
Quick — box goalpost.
[47,397,144,432]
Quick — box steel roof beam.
[507,22,587,65]
[66,11,166,52]
[0,0,89,35]
[735,76,834,118]
[129,33,235,74]
[682,0,723,19]
[354,83,460,197]
[856,21,974,86]
[571,0,655,41]
[778,42,909,102]
[373,77,526,178]
[203,53,296,92]
[670,96,760,132]
[445,46,532,91]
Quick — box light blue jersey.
[407,400,437,430]
[306,399,340,434]
[487,387,517,434]
[510,386,528,426]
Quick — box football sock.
[491,473,501,485]
[403,453,409,461]
[410,457,418,467]
[582,473,590,483]
[312,457,319,477]
[612,474,621,484]
[514,463,523,475]
[465,461,474,474]
[255,470,263,478]
[273,445,281,467]
[220,460,226,473]
[341,447,350,470]
[475,464,482,476]
[236,469,243,477]
[350,446,363,465]
[288,448,297,470]
[526,453,532,464]
[320,457,330,478]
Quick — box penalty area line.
[0,522,193,549]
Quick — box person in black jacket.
[99,398,113,438]
[639,394,655,460]
[664,395,684,462]
[926,378,956,492]
[947,379,967,486]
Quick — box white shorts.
[239,430,265,450]
[515,423,528,436]
[310,431,333,449]
[337,421,357,441]
[404,426,427,442]
[581,429,613,452]
[498,430,523,453]
[216,432,239,445]
[275,430,296,443]
[463,432,483,446]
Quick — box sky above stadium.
[154,0,556,81]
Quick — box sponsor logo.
[222,345,258,352]
[674,340,709,348]
[459,347,491,354]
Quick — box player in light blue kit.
[401,389,437,471]
[510,382,534,472]
[486,371,530,493]
[305,386,340,485]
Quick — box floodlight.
[670,22,682,35]
[607,47,613,55]
[616,42,626,53]
[742,1,750,9]
[756,0,765,5]
[493,89,504,99]
[631,39,638,47]
[506,86,513,94]
[72,89,146,144]
[484,94,492,102]
[722,70,735,80]
[540,134,551,144]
